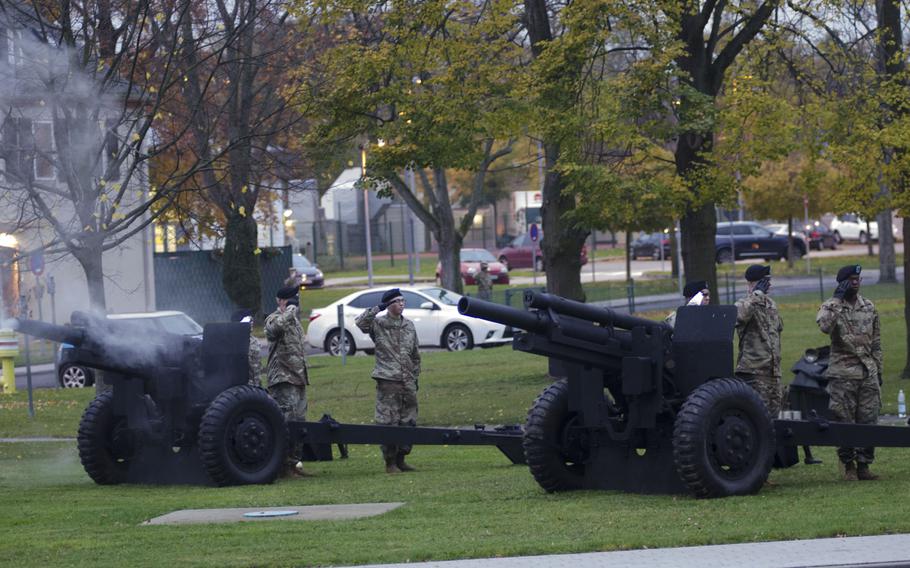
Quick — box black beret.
[744,264,770,282]
[276,285,299,300]
[836,264,862,282]
[231,309,253,322]
[683,280,708,299]
[381,288,403,303]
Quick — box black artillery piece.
[459,290,910,497]
[13,314,523,486]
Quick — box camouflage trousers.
[736,372,782,419]
[270,382,308,464]
[375,379,418,463]
[827,373,881,465]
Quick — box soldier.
[265,285,310,478]
[817,264,882,481]
[664,280,710,328]
[476,262,493,301]
[231,309,262,387]
[355,288,421,474]
[734,264,783,418]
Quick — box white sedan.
[306,286,512,355]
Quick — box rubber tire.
[325,329,356,356]
[442,323,473,351]
[833,231,843,244]
[199,385,288,486]
[673,378,775,498]
[534,256,544,272]
[78,392,132,485]
[498,255,509,269]
[60,364,93,388]
[523,379,586,492]
[716,248,733,264]
[859,231,868,244]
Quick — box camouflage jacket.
[734,291,783,377]
[248,334,262,387]
[355,306,421,383]
[264,305,309,387]
[816,295,882,380]
[475,272,493,300]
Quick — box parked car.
[764,223,809,251]
[715,221,806,264]
[55,311,204,388]
[306,286,512,355]
[435,248,509,286]
[828,214,878,244]
[496,234,588,271]
[802,220,838,250]
[630,232,672,260]
[292,253,324,289]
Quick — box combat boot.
[841,461,858,481]
[385,457,401,474]
[396,454,416,472]
[856,462,879,481]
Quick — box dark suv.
[715,222,806,264]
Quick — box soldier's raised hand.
[377,300,390,312]
[833,279,850,300]
[754,277,771,294]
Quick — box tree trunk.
[625,230,632,281]
[786,218,795,268]
[73,244,107,312]
[679,201,718,302]
[436,219,463,294]
[669,228,679,278]
[540,143,587,301]
[878,209,897,282]
[902,218,910,379]
[222,213,262,315]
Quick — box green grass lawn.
[2,283,910,566]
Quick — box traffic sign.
[29,251,44,276]
[529,223,539,242]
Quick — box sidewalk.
[350,533,910,568]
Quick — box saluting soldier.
[817,265,882,481]
[355,288,421,474]
[476,262,493,301]
[664,280,710,329]
[734,265,783,418]
[231,309,262,387]
[265,285,310,478]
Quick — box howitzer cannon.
[461,291,910,497]
[14,314,524,487]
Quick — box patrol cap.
[276,285,299,300]
[744,264,770,282]
[231,309,253,323]
[683,280,708,299]
[836,264,862,282]
[381,288,403,303]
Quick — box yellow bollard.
[0,329,18,394]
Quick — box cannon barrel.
[13,318,85,346]
[458,296,546,333]
[524,290,669,332]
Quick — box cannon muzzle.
[457,296,546,333]
[13,318,86,346]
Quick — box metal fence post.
[337,304,347,366]
[337,220,345,270]
[818,268,824,303]
[627,279,635,313]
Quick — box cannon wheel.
[199,385,287,486]
[78,392,133,485]
[673,378,775,498]
[523,379,587,492]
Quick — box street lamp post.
[360,145,375,287]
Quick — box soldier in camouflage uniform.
[355,288,421,474]
[664,280,710,329]
[734,265,783,418]
[265,285,310,478]
[475,262,493,301]
[231,309,262,387]
[817,264,882,481]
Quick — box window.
[33,121,54,180]
[732,225,751,235]
[103,119,120,181]
[401,291,431,309]
[716,226,730,236]
[348,291,383,308]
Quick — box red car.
[496,234,588,271]
[435,248,510,285]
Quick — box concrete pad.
[143,502,404,525]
